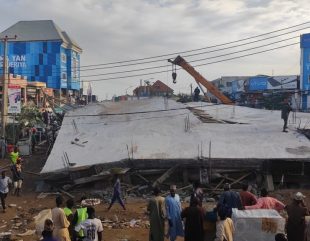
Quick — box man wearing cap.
[286,192,308,241]
[218,183,242,218]
[165,185,184,241]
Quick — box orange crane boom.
[168,55,233,105]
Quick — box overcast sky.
[1,0,310,99]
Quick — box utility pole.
[1,35,17,138]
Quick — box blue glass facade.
[300,33,310,110]
[0,41,80,90]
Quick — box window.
[62,73,67,80]
[226,82,232,87]
[61,53,67,63]
[73,57,78,79]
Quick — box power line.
[79,36,299,78]
[80,42,299,82]
[79,21,310,68]
[79,26,310,71]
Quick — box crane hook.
[172,63,177,84]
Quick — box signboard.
[8,85,21,114]
[266,76,298,90]
[301,33,310,48]
[232,80,245,93]
[249,77,268,91]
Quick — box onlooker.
[214,205,235,241]
[0,171,12,212]
[286,192,308,241]
[165,185,184,241]
[31,129,37,154]
[181,197,204,241]
[51,196,70,241]
[75,207,103,241]
[42,219,58,241]
[281,99,292,132]
[107,174,126,211]
[72,197,88,240]
[218,183,242,218]
[10,146,20,165]
[194,87,200,102]
[11,159,23,196]
[245,188,285,211]
[275,233,288,241]
[64,198,75,239]
[190,181,203,207]
[64,198,74,222]
[239,184,257,207]
[147,186,165,241]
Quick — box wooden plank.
[152,164,179,188]
[59,189,74,199]
[265,174,274,191]
[134,173,150,184]
[231,172,252,186]
[214,178,225,190]
[73,174,109,185]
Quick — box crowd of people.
[0,146,24,214]
[146,182,308,241]
[44,196,103,241]
[0,162,308,241]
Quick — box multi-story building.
[0,20,82,98]
[300,33,310,111]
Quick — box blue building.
[300,33,310,110]
[0,20,82,96]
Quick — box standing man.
[286,192,308,241]
[194,87,200,102]
[181,197,204,241]
[190,181,203,207]
[51,196,71,241]
[239,184,257,207]
[11,159,23,196]
[72,197,88,240]
[165,185,184,241]
[281,98,292,132]
[10,146,20,165]
[0,171,12,213]
[75,207,103,241]
[31,129,37,154]
[214,205,235,241]
[64,199,75,240]
[147,186,165,241]
[218,183,242,218]
[107,174,126,211]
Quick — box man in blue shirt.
[107,174,126,211]
[217,183,242,217]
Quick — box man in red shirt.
[239,184,257,207]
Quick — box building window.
[73,57,78,79]
[226,82,232,87]
[61,53,67,63]
[62,73,67,80]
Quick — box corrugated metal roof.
[0,20,82,52]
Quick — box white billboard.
[267,76,298,90]
[8,85,21,114]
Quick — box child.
[42,219,58,241]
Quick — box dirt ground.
[2,145,310,241]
